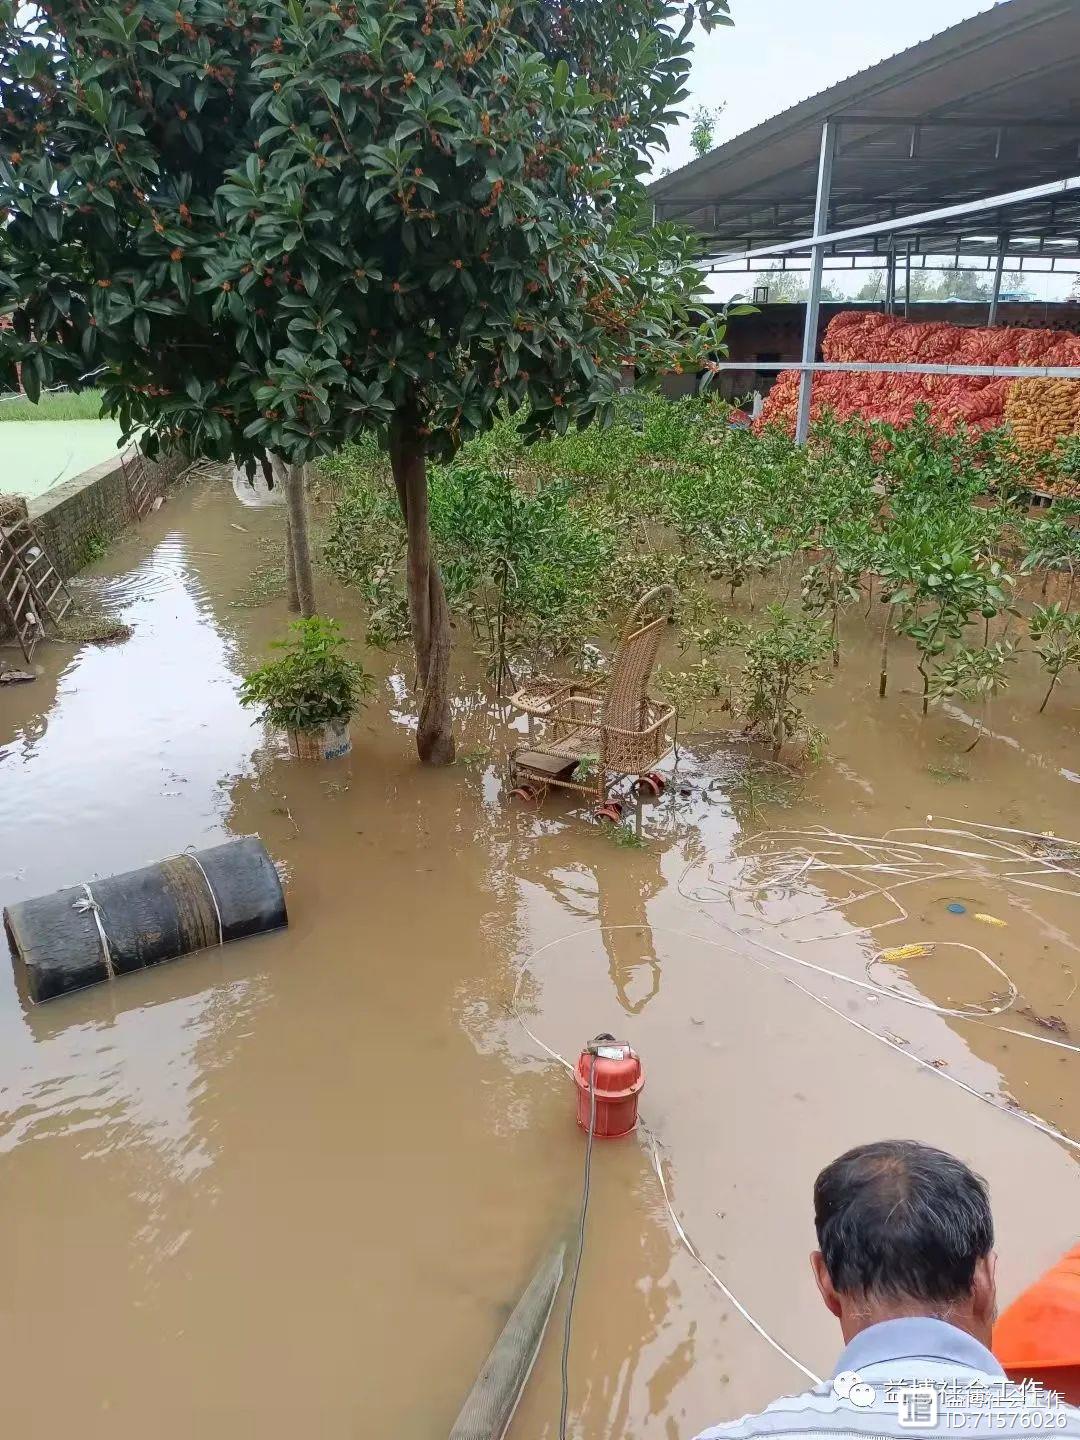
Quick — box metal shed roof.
[649,0,1080,261]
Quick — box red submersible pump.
[574,1033,644,1139]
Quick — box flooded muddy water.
[2,472,1080,1438]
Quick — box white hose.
[687,824,1080,1047]
[649,1136,823,1386]
[680,862,1019,1020]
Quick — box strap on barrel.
[72,853,225,985]
[182,850,224,947]
[73,884,116,979]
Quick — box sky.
[662,0,1076,302]
[664,0,997,171]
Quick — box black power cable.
[559,1050,597,1440]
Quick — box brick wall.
[1,449,188,643]
[24,449,187,578]
[0,446,192,645]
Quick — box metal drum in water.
[4,835,287,1003]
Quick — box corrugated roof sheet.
[649,0,1080,259]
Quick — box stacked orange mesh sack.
[757,311,1080,440]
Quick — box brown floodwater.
[2,472,1080,1438]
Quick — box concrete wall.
[0,443,188,648]
[26,449,186,579]
[1,448,188,644]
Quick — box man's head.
[810,1140,997,1345]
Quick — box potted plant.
[240,616,373,761]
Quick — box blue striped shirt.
[694,1317,1080,1437]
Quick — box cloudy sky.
[662,0,1074,300]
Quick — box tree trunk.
[1040,672,1059,714]
[878,609,891,698]
[285,462,316,618]
[389,412,455,765]
[285,514,300,613]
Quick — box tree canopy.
[688,101,724,159]
[1,0,734,764]
[1,0,730,467]
[752,264,841,305]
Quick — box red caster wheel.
[634,772,665,798]
[510,783,544,805]
[594,801,624,824]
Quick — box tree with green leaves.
[688,102,724,159]
[878,510,1013,716]
[0,0,730,763]
[1028,603,1080,714]
[853,267,934,304]
[1018,503,1080,611]
[740,605,830,759]
[752,263,842,305]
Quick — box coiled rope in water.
[680,822,1080,1055]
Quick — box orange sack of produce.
[757,311,1080,440]
[993,1245,1080,1403]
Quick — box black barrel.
[4,836,287,1003]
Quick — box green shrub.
[322,441,621,683]
[740,606,831,758]
[429,463,618,684]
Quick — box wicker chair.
[508,586,677,819]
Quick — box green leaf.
[22,361,40,404]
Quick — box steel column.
[988,243,1006,326]
[795,121,836,446]
[885,239,897,314]
[904,241,912,316]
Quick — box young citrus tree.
[0,0,731,762]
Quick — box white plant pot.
[286,717,352,762]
